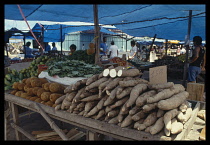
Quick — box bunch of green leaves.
[47,59,102,78]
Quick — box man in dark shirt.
[188,36,205,83]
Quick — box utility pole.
[182,10,192,87]
[93,4,101,65]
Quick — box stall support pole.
[93,4,101,65]
[60,24,63,55]
[126,35,127,52]
[150,34,157,51]
[165,39,168,56]
[23,34,26,59]
[11,103,22,140]
[182,10,192,87]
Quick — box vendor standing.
[100,37,108,56]
[24,41,39,58]
[188,36,205,83]
[69,44,77,55]
[108,41,118,58]
[51,42,57,51]
[129,40,137,59]
[44,42,51,52]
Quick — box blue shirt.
[45,45,51,52]
[25,46,33,55]
[100,42,108,55]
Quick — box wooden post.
[11,103,22,140]
[126,35,127,52]
[60,24,63,55]
[86,131,103,140]
[23,34,26,59]
[149,34,157,51]
[4,101,11,140]
[93,4,101,65]
[182,10,192,87]
[165,39,168,56]
[34,103,69,140]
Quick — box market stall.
[4,64,206,141]
[4,92,202,141]
[4,4,206,141]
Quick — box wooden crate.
[186,83,205,101]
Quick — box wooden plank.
[174,101,200,140]
[5,93,164,140]
[34,103,69,140]
[11,102,22,140]
[31,130,53,135]
[69,132,85,140]
[36,129,68,138]
[36,131,60,138]
[10,123,37,141]
[66,128,79,138]
[36,135,61,141]
[187,83,204,101]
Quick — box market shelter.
[5,4,205,41]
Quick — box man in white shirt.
[108,41,118,58]
[129,40,137,59]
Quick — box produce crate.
[38,64,48,74]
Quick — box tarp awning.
[4,4,206,41]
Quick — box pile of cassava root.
[54,67,192,139]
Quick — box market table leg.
[4,101,11,140]
[11,102,22,140]
[86,130,104,140]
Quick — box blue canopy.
[4,4,206,41]
[31,23,116,42]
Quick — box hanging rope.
[16,4,44,51]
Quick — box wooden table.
[4,93,201,141]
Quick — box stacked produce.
[109,57,128,66]
[4,55,51,91]
[128,58,153,67]
[46,60,103,78]
[54,67,192,139]
[5,68,23,91]
[69,50,95,64]
[9,77,66,107]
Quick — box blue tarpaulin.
[4,4,206,41]
[31,23,117,42]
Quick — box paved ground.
[8,62,31,72]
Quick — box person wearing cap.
[188,36,205,83]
